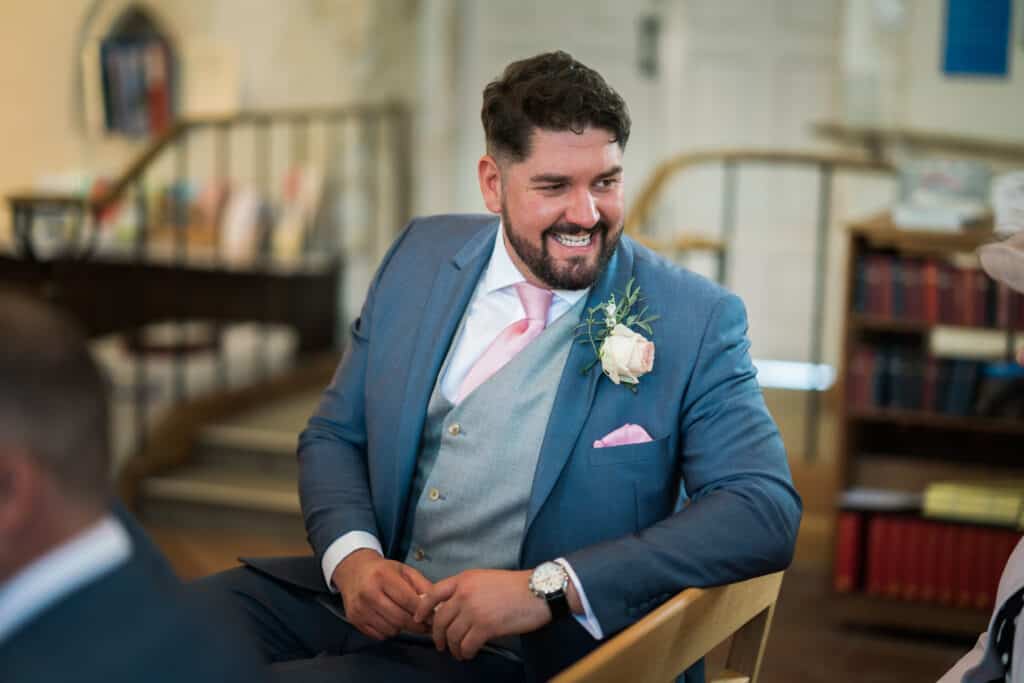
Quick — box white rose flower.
[599,324,655,385]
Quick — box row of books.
[853,253,1024,329]
[834,509,1020,609]
[925,480,1024,528]
[101,38,175,137]
[846,346,1024,417]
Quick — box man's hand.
[333,548,434,640]
[413,569,550,660]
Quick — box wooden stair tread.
[198,424,300,454]
[142,465,300,513]
[206,388,322,433]
[710,669,750,683]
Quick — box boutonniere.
[576,278,658,392]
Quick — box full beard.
[502,206,620,290]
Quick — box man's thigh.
[192,565,357,663]
[270,639,525,683]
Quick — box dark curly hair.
[481,51,631,163]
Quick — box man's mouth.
[551,232,593,248]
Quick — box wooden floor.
[149,525,972,683]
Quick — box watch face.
[532,562,566,594]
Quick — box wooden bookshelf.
[835,212,1024,634]
[849,408,1024,436]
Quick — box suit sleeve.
[563,293,803,636]
[297,219,418,561]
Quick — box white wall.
[842,0,1024,142]
[0,0,418,244]
[904,0,1024,142]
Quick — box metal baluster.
[331,115,347,345]
[292,115,309,165]
[392,106,412,230]
[805,164,834,463]
[365,115,380,267]
[172,132,188,405]
[214,121,231,389]
[13,205,35,260]
[133,180,149,453]
[255,119,271,379]
[718,161,737,285]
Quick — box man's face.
[481,127,625,290]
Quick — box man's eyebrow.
[528,166,623,184]
[529,173,571,184]
[596,166,623,179]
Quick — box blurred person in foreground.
[198,51,801,683]
[0,290,267,683]
[940,230,1024,683]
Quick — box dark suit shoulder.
[0,551,267,683]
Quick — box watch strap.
[546,588,570,620]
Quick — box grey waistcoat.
[400,295,586,583]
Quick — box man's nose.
[565,189,599,228]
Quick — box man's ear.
[0,450,41,536]
[477,154,503,214]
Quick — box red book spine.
[937,523,957,605]
[996,282,1011,328]
[921,521,940,603]
[867,515,887,596]
[923,261,940,324]
[834,511,863,593]
[975,529,995,609]
[974,269,990,327]
[957,526,977,608]
[939,262,955,324]
[885,517,904,598]
[955,267,972,326]
[902,519,924,601]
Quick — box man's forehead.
[508,126,623,171]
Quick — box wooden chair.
[551,572,784,683]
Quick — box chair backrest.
[550,572,784,683]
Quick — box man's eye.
[596,178,620,189]
[539,184,565,191]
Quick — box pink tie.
[455,282,553,403]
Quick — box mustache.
[544,220,609,237]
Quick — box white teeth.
[553,233,591,247]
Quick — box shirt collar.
[481,221,590,306]
[0,514,132,643]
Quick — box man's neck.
[0,500,104,584]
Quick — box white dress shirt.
[0,515,132,643]
[321,223,605,639]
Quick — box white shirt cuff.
[321,531,383,592]
[554,557,604,640]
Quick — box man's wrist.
[333,547,382,587]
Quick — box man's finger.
[400,564,434,596]
[380,569,425,616]
[460,626,488,660]
[416,578,457,623]
[368,588,414,631]
[431,598,458,652]
[445,613,472,661]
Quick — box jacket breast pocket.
[587,434,670,467]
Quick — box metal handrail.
[626,149,896,461]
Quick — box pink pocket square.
[593,423,653,448]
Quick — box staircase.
[136,388,323,579]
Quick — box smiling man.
[197,51,801,683]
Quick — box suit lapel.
[383,220,497,555]
[524,238,636,534]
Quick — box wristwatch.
[529,561,570,620]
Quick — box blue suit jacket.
[268,214,800,680]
